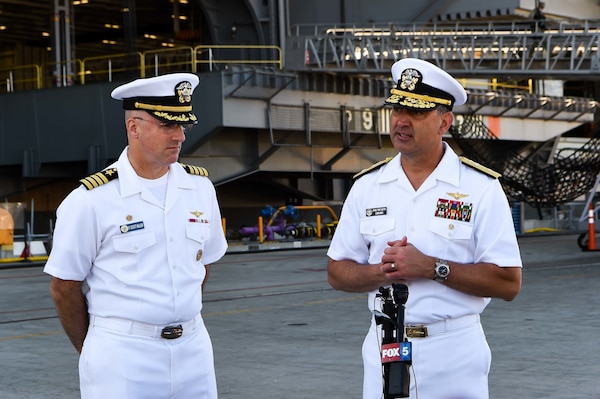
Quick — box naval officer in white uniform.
[45,72,227,399]
[327,58,522,399]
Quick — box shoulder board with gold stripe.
[79,168,119,190]
[459,156,501,179]
[180,163,209,177]
[353,157,393,180]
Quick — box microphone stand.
[376,283,411,398]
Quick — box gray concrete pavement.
[0,234,599,398]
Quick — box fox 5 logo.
[381,342,412,363]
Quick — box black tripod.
[376,283,411,398]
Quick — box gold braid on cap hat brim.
[389,88,452,106]
[134,101,193,112]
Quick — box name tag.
[366,207,387,217]
[120,221,144,233]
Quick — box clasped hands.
[380,236,432,281]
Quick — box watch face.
[438,265,449,277]
[435,260,450,280]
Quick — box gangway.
[287,20,600,76]
[464,88,596,123]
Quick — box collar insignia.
[447,192,469,200]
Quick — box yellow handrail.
[80,52,143,84]
[142,46,196,75]
[457,77,533,94]
[194,45,282,70]
[0,64,42,91]
[0,44,283,93]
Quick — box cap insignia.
[399,68,422,92]
[175,81,193,104]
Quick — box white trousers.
[79,315,217,399]
[362,316,491,399]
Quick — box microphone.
[376,284,411,398]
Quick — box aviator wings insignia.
[447,192,469,200]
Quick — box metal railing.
[291,19,600,37]
[289,19,600,75]
[0,44,283,93]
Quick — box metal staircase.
[451,112,600,209]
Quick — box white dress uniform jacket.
[328,143,522,322]
[45,147,228,324]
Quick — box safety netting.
[450,113,600,209]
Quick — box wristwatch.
[434,259,450,282]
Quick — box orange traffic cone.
[588,203,597,251]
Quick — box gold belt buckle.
[405,326,428,338]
